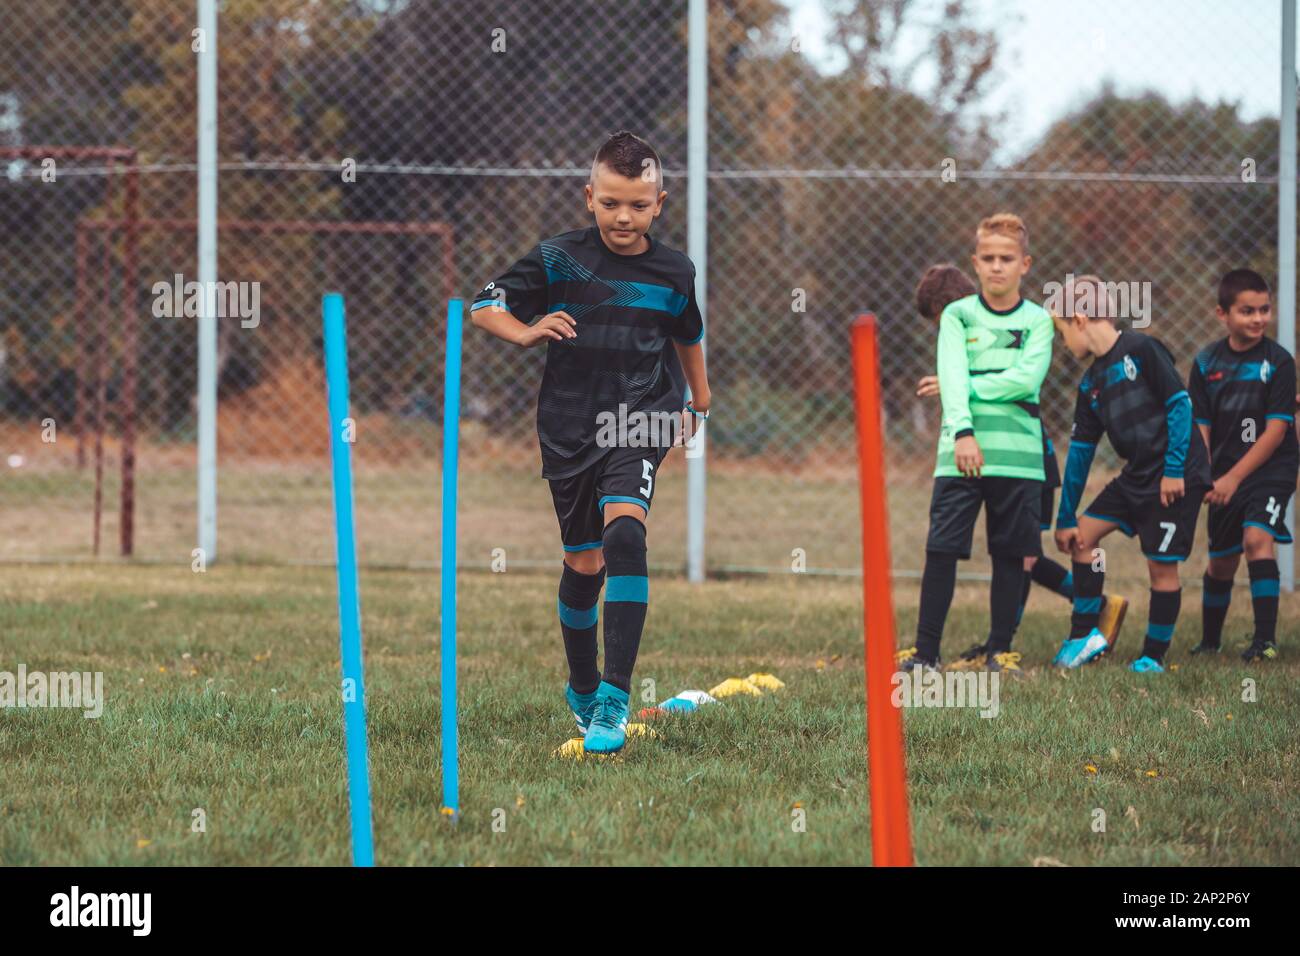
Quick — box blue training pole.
[322,292,376,866]
[441,299,463,819]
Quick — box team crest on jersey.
[1123,355,1137,381]
[1261,360,1271,382]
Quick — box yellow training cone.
[709,677,763,699]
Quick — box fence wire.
[0,0,1293,580]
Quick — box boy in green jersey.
[911,265,1129,669]
[897,213,1054,672]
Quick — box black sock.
[1247,559,1279,646]
[988,555,1024,652]
[1012,567,1034,633]
[600,516,648,693]
[1200,572,1233,649]
[558,563,605,694]
[915,551,958,661]
[1070,560,1104,638]
[1142,588,1180,661]
[1031,556,1073,599]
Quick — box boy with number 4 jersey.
[1189,269,1297,662]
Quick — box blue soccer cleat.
[1054,628,1109,668]
[1129,656,1165,673]
[1058,629,1109,668]
[565,684,599,736]
[583,681,630,754]
[1052,637,1082,666]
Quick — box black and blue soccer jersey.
[1057,331,1210,529]
[471,227,704,479]
[1188,336,1298,488]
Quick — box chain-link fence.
[1,0,1295,580]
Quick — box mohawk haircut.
[1217,268,1270,311]
[590,130,663,193]
[915,264,977,321]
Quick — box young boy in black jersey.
[1052,275,1212,673]
[1189,269,1297,662]
[470,131,711,753]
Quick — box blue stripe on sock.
[606,575,648,603]
[557,598,598,629]
[1250,578,1280,598]
[1202,591,1231,608]
[1074,596,1102,615]
[1146,622,1175,643]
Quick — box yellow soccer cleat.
[986,651,1023,673]
[945,643,989,671]
[1097,594,1129,650]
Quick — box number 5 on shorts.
[640,459,654,498]
[1158,521,1176,552]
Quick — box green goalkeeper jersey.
[934,294,1053,480]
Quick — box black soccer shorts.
[1207,481,1294,558]
[1082,475,1209,563]
[925,475,1042,559]
[548,443,670,553]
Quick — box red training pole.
[851,313,914,867]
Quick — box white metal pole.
[1279,0,1296,590]
[197,0,218,562]
[686,0,708,583]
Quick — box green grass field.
[2,563,1297,866]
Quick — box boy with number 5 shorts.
[470,131,711,753]
[1052,275,1211,673]
[1189,269,1297,662]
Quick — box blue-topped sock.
[601,516,648,693]
[1070,560,1104,638]
[1142,588,1180,662]
[1247,559,1279,646]
[1200,572,1233,649]
[558,564,605,695]
[1031,556,1073,599]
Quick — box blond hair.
[975,212,1029,255]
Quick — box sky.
[786,0,1298,161]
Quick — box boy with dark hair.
[912,265,1127,667]
[897,215,1054,673]
[470,130,711,753]
[1052,276,1212,673]
[1190,269,1296,662]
